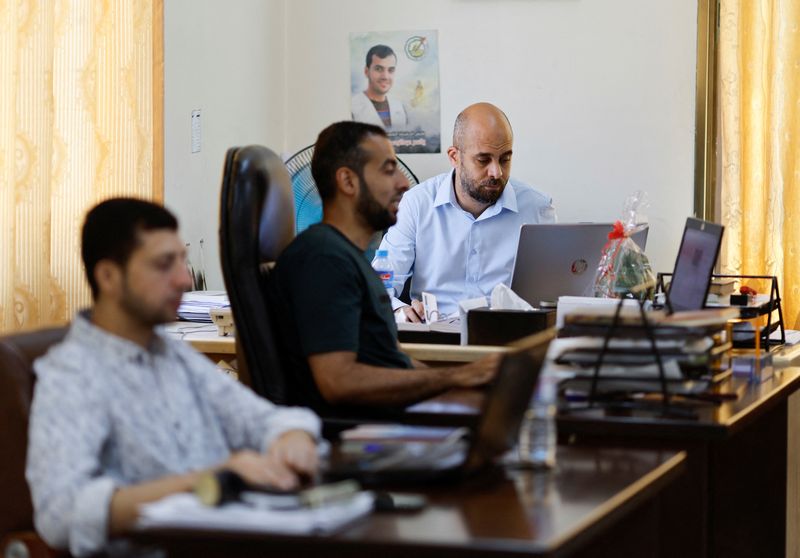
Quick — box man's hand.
[108,431,318,536]
[224,430,318,491]
[266,430,319,483]
[452,353,502,388]
[400,299,426,323]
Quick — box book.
[708,279,736,296]
[397,316,460,334]
[563,307,739,329]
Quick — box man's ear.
[364,66,369,78]
[334,167,359,198]
[446,146,459,169]
[94,259,123,298]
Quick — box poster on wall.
[350,30,440,154]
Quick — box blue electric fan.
[284,144,420,236]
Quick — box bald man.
[376,102,556,320]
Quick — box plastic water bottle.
[518,372,557,468]
[372,249,394,296]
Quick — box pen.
[299,480,361,508]
[240,480,362,511]
[197,470,362,509]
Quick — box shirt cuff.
[260,407,322,453]
[69,476,116,557]
[394,307,409,323]
[390,296,407,311]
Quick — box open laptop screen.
[667,217,724,312]
[464,330,553,472]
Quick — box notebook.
[510,223,649,307]
[323,330,554,485]
[666,217,724,312]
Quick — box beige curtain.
[0,0,162,333]
[718,0,800,329]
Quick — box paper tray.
[561,376,711,396]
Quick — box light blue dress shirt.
[26,312,320,557]
[377,170,556,317]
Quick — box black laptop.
[324,330,554,485]
[666,217,724,312]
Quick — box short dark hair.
[311,121,387,202]
[365,44,396,68]
[81,197,178,299]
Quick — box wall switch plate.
[191,109,201,153]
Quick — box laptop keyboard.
[361,438,468,471]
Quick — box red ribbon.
[607,220,626,240]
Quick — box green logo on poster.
[404,36,428,61]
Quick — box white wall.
[164,0,286,289]
[165,0,698,286]
[283,0,698,275]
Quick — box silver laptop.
[510,223,649,307]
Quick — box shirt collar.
[433,169,519,215]
[71,310,170,363]
[433,170,456,208]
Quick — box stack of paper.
[177,291,229,323]
[772,329,800,345]
[137,491,374,535]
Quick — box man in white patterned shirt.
[26,198,321,556]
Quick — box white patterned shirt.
[26,312,320,556]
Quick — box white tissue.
[490,284,535,311]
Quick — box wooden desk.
[557,369,800,558]
[171,320,800,368]
[131,447,685,558]
[400,342,506,364]
[166,323,235,362]
[166,323,505,364]
[406,369,800,557]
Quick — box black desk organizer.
[559,292,718,418]
[656,273,785,348]
[590,295,671,411]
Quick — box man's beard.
[459,161,507,205]
[356,173,397,231]
[119,278,175,327]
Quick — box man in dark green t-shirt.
[269,121,499,415]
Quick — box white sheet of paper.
[137,492,374,535]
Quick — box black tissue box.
[730,293,754,306]
[467,308,555,346]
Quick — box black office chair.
[0,326,68,558]
[219,145,294,403]
[219,145,434,433]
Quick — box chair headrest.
[224,145,295,262]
